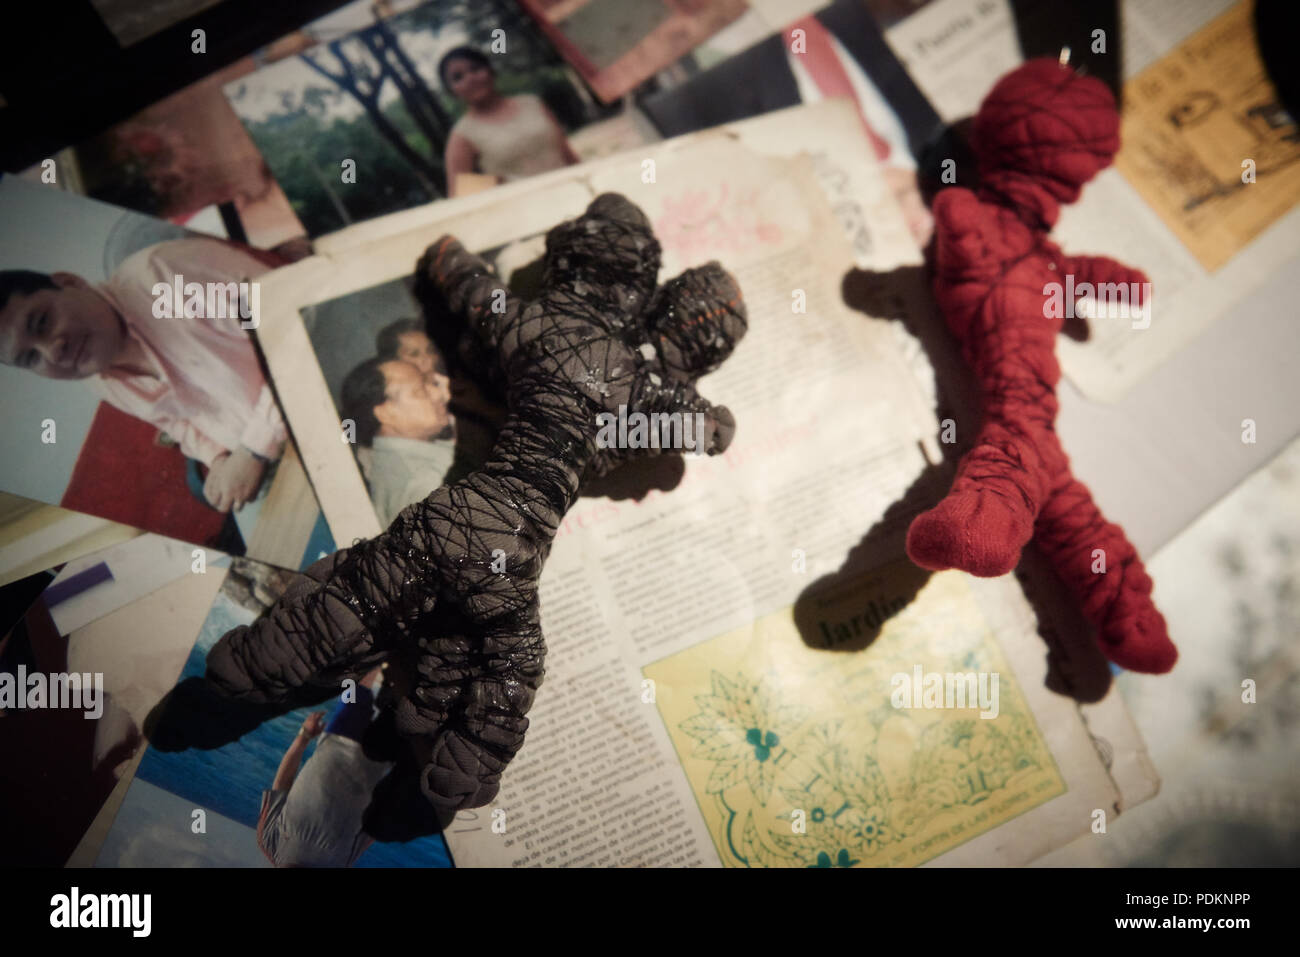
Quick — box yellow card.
[1116,1,1300,272]
[644,562,1066,867]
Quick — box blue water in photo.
[135,591,453,867]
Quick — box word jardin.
[816,594,909,648]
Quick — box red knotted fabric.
[906,58,1178,673]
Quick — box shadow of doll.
[792,256,1114,705]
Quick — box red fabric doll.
[906,57,1178,673]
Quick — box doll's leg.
[1033,475,1177,673]
[906,326,1061,578]
[906,421,1050,576]
[203,543,405,706]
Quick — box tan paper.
[1115,1,1300,272]
[882,0,1300,401]
[647,563,1115,868]
[1055,3,1300,400]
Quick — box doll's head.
[972,58,1120,225]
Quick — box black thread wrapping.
[198,194,749,819]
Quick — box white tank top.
[452,94,571,181]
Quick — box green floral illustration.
[900,717,1042,826]
[746,728,780,761]
[678,666,1050,868]
[679,672,806,803]
[851,806,892,850]
[808,849,860,868]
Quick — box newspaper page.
[882,0,1300,401]
[669,101,1156,817]
[251,120,1122,865]
[447,147,1116,867]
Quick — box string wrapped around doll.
[187,193,749,819]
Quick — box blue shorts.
[324,684,374,743]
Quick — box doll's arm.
[1060,254,1149,294]
[1061,254,1151,327]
